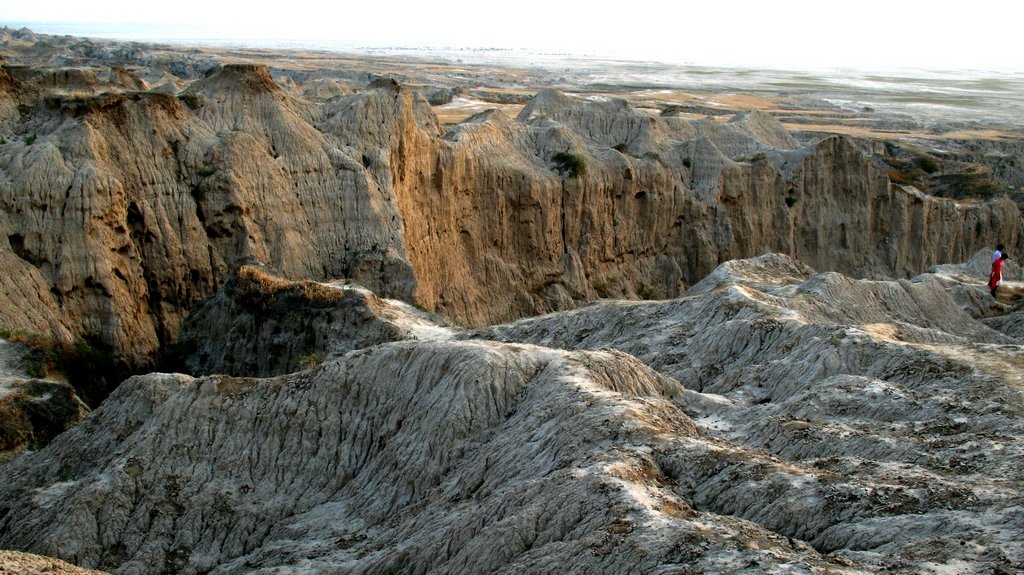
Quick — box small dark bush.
[612,143,629,154]
[197,165,217,177]
[785,196,798,208]
[914,154,940,174]
[552,152,586,178]
[178,93,203,110]
[888,169,918,186]
[22,133,36,146]
[682,157,692,168]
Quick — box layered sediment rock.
[0,62,1020,370]
[0,64,415,368]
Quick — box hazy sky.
[2,1,1021,71]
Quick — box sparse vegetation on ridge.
[233,265,344,313]
[0,327,118,407]
[552,151,586,178]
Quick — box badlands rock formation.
[0,338,89,461]
[0,550,106,575]
[1,254,1021,574]
[1,55,1021,373]
[174,265,451,377]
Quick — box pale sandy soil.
[0,551,106,574]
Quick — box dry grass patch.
[234,265,344,312]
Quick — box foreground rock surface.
[1,254,1021,574]
[0,550,107,574]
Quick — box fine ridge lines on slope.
[0,253,1022,573]
[465,253,1024,565]
[0,340,721,574]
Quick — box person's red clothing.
[990,258,1005,290]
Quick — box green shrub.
[914,154,940,174]
[682,157,692,169]
[552,152,586,178]
[785,196,798,208]
[22,133,36,146]
[612,143,629,154]
[197,165,217,177]
[0,327,119,408]
[888,169,918,186]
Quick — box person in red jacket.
[990,252,1009,297]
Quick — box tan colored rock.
[0,68,1020,370]
[1,65,416,368]
[0,550,106,574]
[107,67,147,92]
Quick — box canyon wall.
[0,64,1020,366]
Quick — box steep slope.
[1,63,1020,373]
[0,341,854,575]
[174,265,452,377]
[0,65,415,369]
[1,255,1022,574]
[469,253,1024,571]
[388,89,1023,326]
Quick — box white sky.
[2,0,1022,72]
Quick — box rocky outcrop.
[174,265,451,377]
[0,64,416,370]
[466,254,1024,571]
[108,67,148,92]
[0,58,1020,372]
[391,91,1022,326]
[0,551,107,575]
[0,342,867,575]
[0,338,90,460]
[1,254,1021,574]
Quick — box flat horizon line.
[4,21,1023,77]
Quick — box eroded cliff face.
[0,64,1020,366]
[1,254,1021,574]
[174,265,452,377]
[0,64,415,367]
[384,89,1021,326]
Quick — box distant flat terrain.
[3,27,1023,143]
